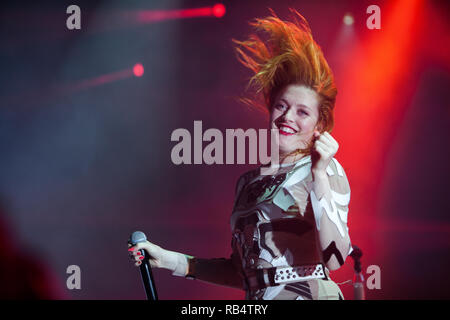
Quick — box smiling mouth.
[277,124,298,136]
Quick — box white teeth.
[279,126,296,134]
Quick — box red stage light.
[212,4,226,18]
[133,63,144,77]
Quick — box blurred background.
[0,0,449,299]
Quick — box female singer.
[128,9,352,300]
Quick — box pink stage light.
[135,4,226,23]
[212,4,226,18]
[133,63,144,77]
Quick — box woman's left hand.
[311,130,339,174]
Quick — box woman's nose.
[281,107,296,122]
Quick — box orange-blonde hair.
[233,9,337,133]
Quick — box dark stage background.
[0,0,449,299]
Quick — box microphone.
[128,231,158,300]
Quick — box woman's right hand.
[128,240,165,268]
[127,240,189,276]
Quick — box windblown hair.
[233,9,337,133]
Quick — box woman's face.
[270,84,321,156]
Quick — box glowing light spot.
[212,4,226,18]
[343,13,354,26]
[133,63,144,77]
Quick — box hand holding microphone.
[128,231,190,278]
[128,238,164,268]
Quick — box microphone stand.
[350,245,365,300]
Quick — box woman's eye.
[298,109,308,116]
[275,104,286,111]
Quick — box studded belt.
[244,263,327,291]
